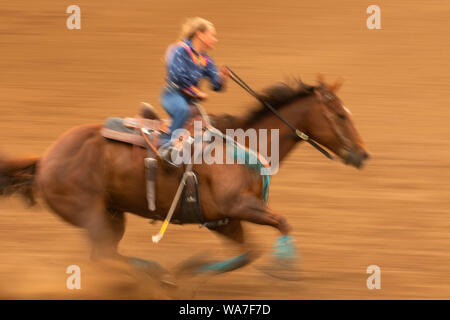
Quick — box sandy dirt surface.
[0,0,449,299]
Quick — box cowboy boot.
[158,143,181,167]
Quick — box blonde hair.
[179,17,214,41]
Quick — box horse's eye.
[337,114,346,120]
[324,93,333,101]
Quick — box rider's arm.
[168,47,206,99]
[204,56,224,91]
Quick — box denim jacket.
[165,39,223,99]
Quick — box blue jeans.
[159,87,192,146]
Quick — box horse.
[0,77,369,285]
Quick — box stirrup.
[158,144,181,167]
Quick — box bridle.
[317,87,354,153]
[226,67,334,160]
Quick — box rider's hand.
[219,66,231,79]
[197,91,208,100]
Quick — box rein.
[225,67,334,160]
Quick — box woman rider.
[158,17,230,165]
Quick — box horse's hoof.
[174,252,214,279]
[160,273,177,288]
[257,258,303,281]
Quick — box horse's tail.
[0,152,39,206]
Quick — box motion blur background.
[0,0,449,298]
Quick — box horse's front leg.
[227,194,292,235]
[173,219,254,278]
[223,195,301,280]
[176,194,300,280]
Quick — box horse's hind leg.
[84,206,173,284]
[85,204,125,261]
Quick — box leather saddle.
[101,102,201,150]
[101,102,223,228]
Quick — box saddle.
[101,103,224,229]
[101,102,201,151]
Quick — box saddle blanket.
[101,117,169,148]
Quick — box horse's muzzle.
[0,175,7,195]
[340,148,370,169]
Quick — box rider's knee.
[179,104,192,120]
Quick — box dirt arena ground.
[0,0,449,299]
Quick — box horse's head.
[227,76,370,169]
[305,77,370,169]
[0,174,12,196]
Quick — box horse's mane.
[212,78,317,131]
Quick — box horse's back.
[37,124,106,190]
[42,124,103,157]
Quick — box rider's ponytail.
[164,17,214,66]
[179,17,214,41]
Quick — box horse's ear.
[313,88,323,101]
[316,73,325,86]
[330,77,344,92]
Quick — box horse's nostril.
[361,151,370,160]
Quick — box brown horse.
[0,78,369,283]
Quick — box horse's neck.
[216,96,314,163]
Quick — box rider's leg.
[158,88,192,166]
[159,88,191,147]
